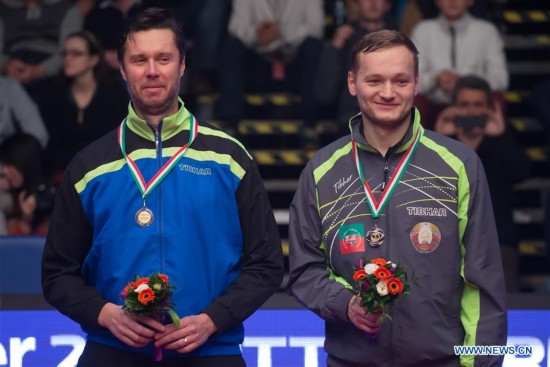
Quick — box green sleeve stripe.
[329,269,353,290]
[74,147,246,194]
[313,144,352,185]
[75,159,126,193]
[184,148,246,179]
[460,283,480,365]
[421,136,479,351]
[200,125,253,160]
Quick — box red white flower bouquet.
[352,257,416,326]
[120,273,180,360]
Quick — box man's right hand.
[347,296,383,334]
[98,303,166,348]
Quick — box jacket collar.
[125,97,191,141]
[349,107,424,154]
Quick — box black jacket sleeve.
[41,161,107,331]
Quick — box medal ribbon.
[118,114,198,200]
[352,128,421,219]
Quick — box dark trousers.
[77,340,246,367]
[217,35,323,128]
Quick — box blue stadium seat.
[0,236,45,294]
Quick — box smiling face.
[348,45,419,131]
[119,28,185,123]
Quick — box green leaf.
[166,308,180,328]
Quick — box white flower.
[153,283,162,291]
[365,263,379,275]
[376,280,388,296]
[135,283,150,293]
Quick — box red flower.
[387,277,404,295]
[353,269,367,281]
[136,277,149,286]
[138,288,155,305]
[128,281,137,290]
[374,267,391,280]
[371,258,387,267]
[159,274,169,283]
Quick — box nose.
[145,59,159,77]
[379,82,395,100]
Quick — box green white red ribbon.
[352,128,421,219]
[118,115,198,200]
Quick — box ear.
[179,57,185,78]
[347,71,357,97]
[120,64,127,82]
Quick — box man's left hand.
[155,313,217,353]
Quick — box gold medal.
[366,225,385,248]
[135,207,154,227]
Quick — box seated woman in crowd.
[35,30,128,182]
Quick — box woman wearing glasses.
[36,31,128,182]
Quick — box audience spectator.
[83,0,145,70]
[84,0,230,96]
[0,76,48,147]
[435,75,530,292]
[0,133,54,236]
[0,0,83,85]
[217,0,324,143]
[399,0,489,36]
[314,0,395,134]
[35,31,127,180]
[411,0,508,129]
[159,0,230,96]
[75,0,95,17]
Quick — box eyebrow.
[127,51,175,60]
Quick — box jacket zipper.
[383,149,395,364]
[381,147,395,190]
[151,122,164,273]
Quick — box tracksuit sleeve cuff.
[83,298,108,331]
[334,288,354,324]
[202,302,233,335]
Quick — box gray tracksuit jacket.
[288,109,507,367]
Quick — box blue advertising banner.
[0,309,549,367]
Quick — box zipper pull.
[382,161,389,190]
[155,130,159,152]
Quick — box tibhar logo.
[334,175,353,193]
[179,164,212,175]
[407,207,447,217]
